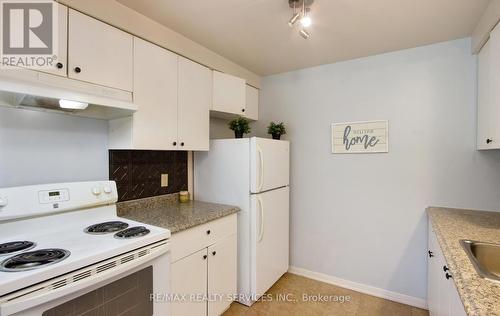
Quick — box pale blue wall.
[0,107,108,187]
[253,38,500,300]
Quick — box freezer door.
[251,187,289,297]
[250,137,290,193]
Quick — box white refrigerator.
[194,137,290,306]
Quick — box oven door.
[0,240,170,316]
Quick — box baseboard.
[288,266,428,310]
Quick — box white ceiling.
[116,0,491,76]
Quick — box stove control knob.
[0,197,7,207]
[92,187,102,196]
[103,186,112,194]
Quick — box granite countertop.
[427,207,500,316]
[117,194,239,234]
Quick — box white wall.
[253,38,500,301]
[210,117,234,139]
[0,107,108,187]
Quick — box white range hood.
[0,68,137,120]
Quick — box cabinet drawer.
[171,214,237,262]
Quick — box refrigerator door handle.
[257,145,264,192]
[257,196,264,242]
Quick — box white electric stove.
[0,181,171,316]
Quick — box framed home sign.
[331,120,389,154]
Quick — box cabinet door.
[436,247,450,316]
[13,3,67,76]
[490,24,500,148]
[429,224,451,316]
[171,248,208,316]
[448,281,467,316]
[68,9,133,91]
[178,57,211,151]
[245,85,259,120]
[477,40,494,149]
[212,71,246,116]
[132,38,178,150]
[40,3,67,77]
[427,223,439,315]
[477,23,500,150]
[428,223,467,316]
[208,235,237,316]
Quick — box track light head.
[300,15,312,27]
[299,29,310,39]
[288,12,300,27]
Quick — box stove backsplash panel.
[109,150,188,202]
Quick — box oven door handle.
[0,241,169,316]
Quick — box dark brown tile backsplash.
[109,150,188,202]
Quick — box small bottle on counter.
[179,191,190,203]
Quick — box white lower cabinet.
[171,215,237,316]
[171,248,208,316]
[208,236,237,316]
[427,221,467,316]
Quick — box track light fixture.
[288,0,314,39]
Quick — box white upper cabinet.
[41,3,68,77]
[178,57,211,151]
[11,3,67,77]
[129,38,178,150]
[109,40,210,151]
[477,23,500,150]
[245,85,259,120]
[68,9,133,92]
[109,38,178,150]
[212,71,246,117]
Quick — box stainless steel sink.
[461,240,500,282]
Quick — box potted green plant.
[267,122,287,140]
[228,116,251,138]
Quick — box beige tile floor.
[223,273,429,316]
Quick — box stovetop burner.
[114,226,150,239]
[0,241,36,256]
[84,221,129,234]
[0,249,70,272]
